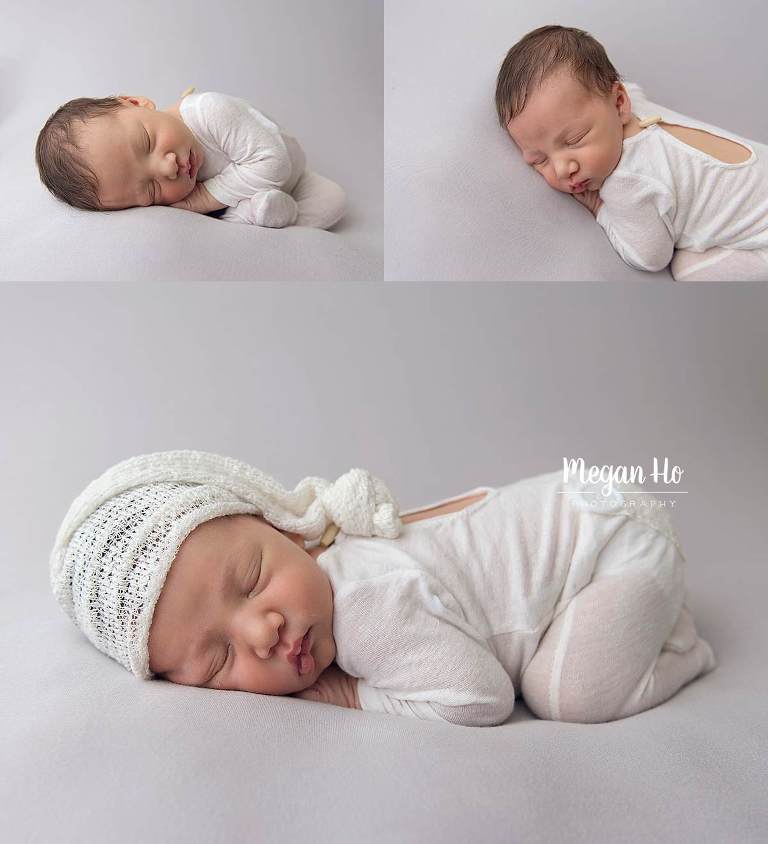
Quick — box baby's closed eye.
[567,132,588,146]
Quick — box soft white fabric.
[317,470,715,727]
[521,517,717,723]
[49,451,401,679]
[231,189,299,228]
[596,83,768,273]
[289,170,348,229]
[670,245,768,281]
[179,91,346,229]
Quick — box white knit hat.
[50,450,401,679]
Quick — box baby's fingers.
[571,188,602,216]
[294,684,323,702]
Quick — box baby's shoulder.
[183,90,248,113]
[181,91,280,135]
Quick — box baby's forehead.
[183,513,264,556]
[80,107,132,142]
[508,72,595,147]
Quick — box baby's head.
[496,25,633,195]
[35,95,204,211]
[50,452,401,695]
[49,463,346,697]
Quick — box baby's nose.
[163,153,183,179]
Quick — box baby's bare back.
[626,113,751,164]
[657,121,751,163]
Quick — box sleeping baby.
[496,26,768,281]
[35,87,346,229]
[50,450,717,726]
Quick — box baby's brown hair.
[495,25,621,128]
[35,97,124,211]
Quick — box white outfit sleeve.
[336,570,516,727]
[194,93,293,207]
[596,171,677,272]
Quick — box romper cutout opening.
[657,122,751,164]
[401,491,488,525]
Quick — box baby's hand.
[572,188,604,218]
[293,662,360,709]
[170,182,228,215]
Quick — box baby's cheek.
[595,142,619,178]
[543,172,565,192]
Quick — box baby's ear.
[613,82,630,109]
[118,95,156,110]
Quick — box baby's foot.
[251,190,298,228]
[661,604,698,654]
[700,638,718,673]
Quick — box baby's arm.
[293,662,361,710]
[329,571,516,726]
[594,173,676,273]
[194,94,294,208]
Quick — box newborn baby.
[35,88,346,229]
[496,26,768,281]
[50,451,717,726]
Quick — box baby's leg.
[291,170,347,229]
[521,544,716,723]
[671,246,768,281]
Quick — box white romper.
[178,90,345,229]
[596,82,768,272]
[315,470,689,727]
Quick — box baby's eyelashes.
[566,134,586,146]
[526,131,588,166]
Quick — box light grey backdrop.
[385,0,768,280]
[0,0,383,281]
[1,282,767,842]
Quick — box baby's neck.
[308,545,324,560]
[623,113,644,141]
